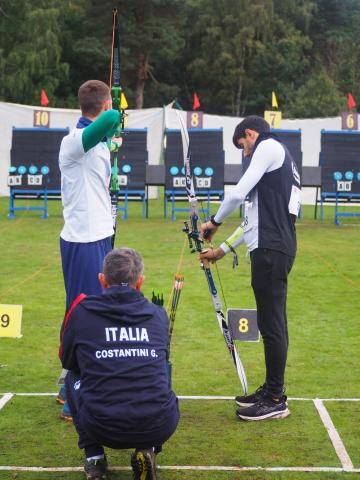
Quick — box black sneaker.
[131,448,157,480]
[235,384,267,407]
[236,395,290,421]
[84,456,108,480]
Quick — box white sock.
[86,454,104,462]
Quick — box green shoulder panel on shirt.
[82,110,120,153]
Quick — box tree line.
[0,0,359,118]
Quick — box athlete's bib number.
[243,200,256,232]
[288,185,301,216]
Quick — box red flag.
[347,92,356,110]
[41,89,49,106]
[193,92,201,110]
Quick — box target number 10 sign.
[0,305,23,338]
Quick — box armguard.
[82,110,120,152]
[220,225,245,254]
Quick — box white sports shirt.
[59,128,114,243]
[218,137,301,255]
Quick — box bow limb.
[109,8,126,248]
[176,110,248,395]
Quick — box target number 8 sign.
[239,317,249,333]
[186,111,203,129]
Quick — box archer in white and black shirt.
[200,115,301,421]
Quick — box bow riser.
[203,266,221,303]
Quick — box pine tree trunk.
[235,78,243,117]
[135,52,149,109]
[235,48,246,117]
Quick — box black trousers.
[66,371,175,456]
[251,248,295,397]
[66,371,105,458]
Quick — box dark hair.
[103,248,144,287]
[78,80,110,117]
[233,115,270,149]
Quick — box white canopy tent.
[0,100,343,203]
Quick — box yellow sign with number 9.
[0,304,22,338]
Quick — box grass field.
[0,196,359,480]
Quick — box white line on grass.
[158,466,360,473]
[314,398,360,402]
[1,393,359,474]
[178,396,360,402]
[179,396,314,401]
[0,465,360,473]
[0,393,13,410]
[313,398,354,470]
[5,392,57,396]
[2,393,360,401]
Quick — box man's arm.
[219,225,245,254]
[82,109,120,152]
[199,225,245,263]
[214,140,283,223]
[200,139,284,241]
[58,306,81,372]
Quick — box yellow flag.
[120,92,128,109]
[272,91,278,109]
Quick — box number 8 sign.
[227,309,260,342]
[187,111,203,129]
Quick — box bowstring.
[214,259,228,311]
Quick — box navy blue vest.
[253,133,301,257]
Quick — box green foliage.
[248,27,313,115]
[54,0,186,109]
[0,0,70,106]
[0,0,360,116]
[182,0,273,115]
[115,0,186,108]
[286,69,343,117]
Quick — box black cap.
[232,115,270,149]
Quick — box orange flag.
[193,92,201,110]
[41,89,49,106]
[347,93,356,110]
